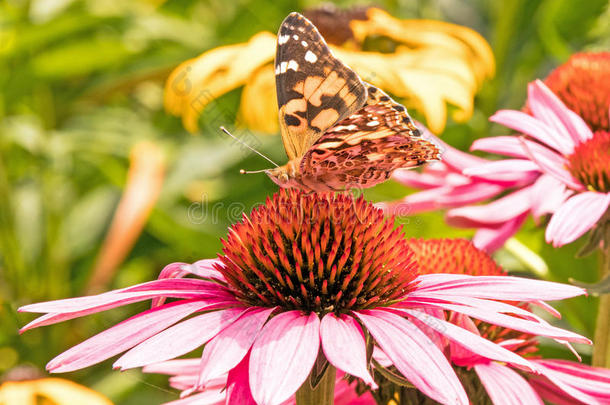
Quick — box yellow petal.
[87,141,165,293]
[238,64,278,134]
[0,379,112,405]
[164,31,276,133]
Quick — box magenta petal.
[529,80,593,145]
[249,311,320,405]
[470,136,529,158]
[114,307,245,370]
[520,137,584,190]
[320,313,377,388]
[546,192,610,247]
[45,300,213,373]
[399,309,535,371]
[474,362,543,405]
[355,309,468,405]
[197,307,275,386]
[412,274,586,301]
[447,187,532,227]
[490,109,572,154]
[226,355,258,405]
[530,174,573,220]
[472,213,528,252]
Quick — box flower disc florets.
[567,130,610,192]
[217,189,418,313]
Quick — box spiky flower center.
[217,190,418,313]
[567,131,610,192]
[545,52,610,132]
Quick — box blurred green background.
[1,0,608,403]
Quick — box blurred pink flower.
[378,132,538,252]
[142,360,375,405]
[474,80,610,247]
[20,191,590,405]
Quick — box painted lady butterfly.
[264,12,441,192]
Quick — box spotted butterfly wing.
[297,83,441,191]
[275,12,367,160]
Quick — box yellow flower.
[0,378,112,405]
[165,7,494,135]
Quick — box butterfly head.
[265,166,294,188]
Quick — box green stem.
[593,224,610,367]
[295,363,336,405]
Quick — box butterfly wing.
[299,84,440,190]
[275,12,367,160]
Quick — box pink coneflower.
[378,131,538,252]
[20,191,590,405]
[473,80,610,247]
[367,239,610,404]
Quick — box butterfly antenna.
[240,169,268,174]
[219,127,279,168]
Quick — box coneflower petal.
[474,362,544,405]
[320,313,377,389]
[249,311,320,405]
[355,309,468,405]
[114,308,245,370]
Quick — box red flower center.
[545,52,610,132]
[217,190,418,313]
[567,131,610,192]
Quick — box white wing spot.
[304,50,318,63]
[278,35,290,45]
[279,61,288,73]
[292,34,299,40]
[287,60,299,71]
[301,41,308,47]
[366,121,380,127]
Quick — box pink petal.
[446,186,532,227]
[249,311,320,405]
[463,159,540,179]
[529,80,592,145]
[474,362,543,405]
[114,307,245,370]
[46,300,213,373]
[191,259,226,280]
[519,137,584,190]
[392,167,449,188]
[426,133,489,171]
[398,308,535,371]
[355,309,468,405]
[197,307,275,386]
[546,192,610,247]
[412,274,586,301]
[226,355,258,405]
[163,391,225,405]
[490,109,572,154]
[142,359,201,375]
[472,213,528,252]
[534,360,610,404]
[470,136,529,158]
[530,174,573,220]
[320,313,377,388]
[536,359,610,382]
[20,279,223,314]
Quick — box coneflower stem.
[593,223,610,367]
[295,363,336,405]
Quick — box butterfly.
[262,12,440,193]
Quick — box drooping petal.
[45,300,214,373]
[546,192,610,247]
[463,159,540,179]
[490,109,572,154]
[355,309,468,405]
[447,187,532,227]
[197,307,275,386]
[470,136,529,158]
[529,174,573,220]
[398,308,535,371]
[320,313,377,388]
[529,80,593,145]
[474,362,544,405]
[472,213,528,252]
[412,274,586,301]
[226,355,258,405]
[249,311,320,405]
[114,308,245,370]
